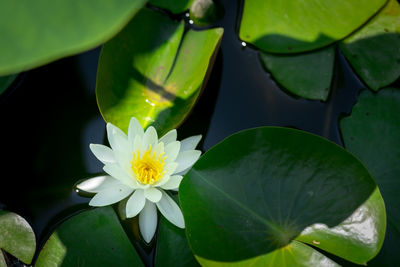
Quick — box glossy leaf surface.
[340,0,400,90]
[340,88,400,266]
[259,46,334,101]
[0,0,146,75]
[0,211,36,264]
[0,75,17,96]
[149,0,193,14]
[180,127,385,265]
[96,8,223,135]
[239,0,386,53]
[36,207,143,267]
[155,195,199,267]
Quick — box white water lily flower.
[78,117,202,243]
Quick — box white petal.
[89,144,116,164]
[180,135,202,152]
[144,187,162,203]
[164,141,180,163]
[160,175,183,190]
[103,163,136,188]
[164,162,178,175]
[76,175,119,193]
[139,200,158,243]
[159,129,177,145]
[152,174,170,187]
[128,117,144,143]
[153,142,164,156]
[133,135,145,155]
[143,126,158,148]
[89,184,133,207]
[156,191,185,228]
[107,123,129,154]
[126,189,146,218]
[174,150,201,173]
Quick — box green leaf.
[195,240,339,267]
[0,211,36,265]
[0,253,6,267]
[0,74,17,96]
[340,88,400,266]
[239,0,386,53]
[36,207,143,267]
[149,0,194,14]
[339,0,400,90]
[155,195,200,267]
[259,46,335,101]
[0,0,147,76]
[96,8,223,135]
[180,127,385,265]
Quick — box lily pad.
[36,207,143,267]
[149,0,194,14]
[259,46,335,101]
[96,8,223,135]
[340,88,400,266]
[179,127,385,265]
[0,211,36,265]
[155,195,199,267]
[0,0,146,76]
[239,0,386,53]
[339,0,400,91]
[0,74,17,96]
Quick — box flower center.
[131,145,166,185]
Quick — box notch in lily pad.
[96,8,223,136]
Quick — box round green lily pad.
[180,127,386,265]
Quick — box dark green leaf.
[239,0,386,53]
[339,0,400,90]
[155,195,199,267]
[180,127,385,265]
[0,0,146,75]
[36,207,143,267]
[340,88,400,266]
[96,8,223,135]
[0,211,36,264]
[259,46,334,101]
[0,74,17,96]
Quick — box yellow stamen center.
[131,145,166,185]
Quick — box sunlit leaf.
[96,8,223,135]
[239,0,386,53]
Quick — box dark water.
[0,0,397,266]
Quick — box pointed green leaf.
[0,211,36,264]
[36,207,143,267]
[239,0,386,53]
[149,0,194,14]
[96,8,223,135]
[180,127,385,265]
[340,0,400,90]
[0,0,147,75]
[340,88,400,266]
[259,46,335,101]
